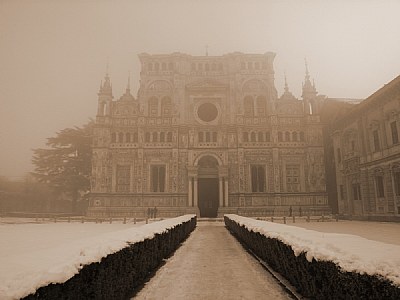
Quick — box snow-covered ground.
[289,220,400,246]
[227,215,400,287]
[0,215,194,300]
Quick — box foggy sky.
[1,0,400,179]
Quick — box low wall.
[225,215,400,300]
[22,216,196,300]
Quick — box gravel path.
[134,221,291,300]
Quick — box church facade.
[88,52,329,218]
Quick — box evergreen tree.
[31,121,93,212]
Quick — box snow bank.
[0,215,195,300]
[226,214,400,287]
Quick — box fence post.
[307,214,310,223]
[293,215,295,223]
[146,217,148,224]
[109,217,112,224]
[271,216,274,222]
[336,214,339,222]
[283,216,286,224]
[81,216,84,223]
[134,217,136,224]
[123,217,126,224]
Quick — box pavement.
[133,221,291,300]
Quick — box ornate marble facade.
[87,52,329,218]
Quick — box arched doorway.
[197,156,219,217]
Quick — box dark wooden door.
[198,178,219,217]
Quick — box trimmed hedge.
[225,216,400,300]
[23,216,196,300]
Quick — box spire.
[280,73,297,101]
[284,71,289,93]
[126,71,131,92]
[302,58,317,99]
[98,61,113,96]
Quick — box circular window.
[197,103,218,122]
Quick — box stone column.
[194,177,198,207]
[188,177,193,207]
[224,178,229,207]
[219,177,224,207]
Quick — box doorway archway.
[197,156,219,217]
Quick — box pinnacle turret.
[302,59,317,100]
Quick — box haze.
[1,0,399,179]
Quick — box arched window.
[111,132,116,143]
[255,62,260,70]
[244,96,254,117]
[285,132,290,141]
[154,62,159,71]
[160,132,165,142]
[148,97,158,117]
[251,132,256,142]
[152,132,158,142]
[278,132,283,142]
[126,133,131,143]
[118,132,124,143]
[292,132,298,141]
[168,62,173,70]
[161,97,171,116]
[133,132,138,142]
[205,63,209,71]
[247,62,253,69]
[256,96,266,116]
[148,63,153,71]
[167,132,172,142]
[258,132,264,142]
[198,63,203,70]
[191,63,196,71]
[145,132,150,143]
[162,62,166,71]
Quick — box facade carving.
[88,52,329,218]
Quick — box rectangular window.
[151,165,166,192]
[352,183,361,200]
[391,121,399,144]
[251,165,265,192]
[116,165,130,193]
[376,176,385,198]
[373,129,380,152]
[286,164,300,192]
